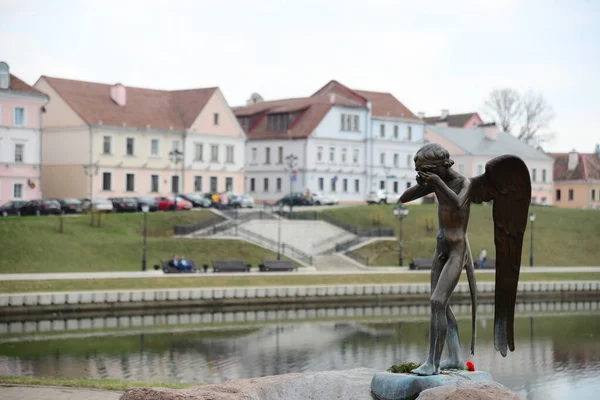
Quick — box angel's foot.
[440,358,464,370]
[411,363,439,376]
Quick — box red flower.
[465,361,475,371]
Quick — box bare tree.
[483,88,522,132]
[518,91,555,146]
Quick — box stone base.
[370,370,493,400]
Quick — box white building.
[236,81,425,203]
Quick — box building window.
[126,137,135,156]
[13,183,23,199]
[343,178,348,192]
[340,114,346,130]
[541,197,547,205]
[277,146,283,164]
[276,177,282,191]
[331,178,336,192]
[380,124,385,138]
[14,143,24,163]
[210,144,219,162]
[380,181,385,190]
[194,176,203,192]
[341,148,347,163]
[407,126,412,141]
[317,146,323,162]
[171,176,180,193]
[556,189,561,201]
[341,114,360,131]
[458,164,465,174]
[394,125,398,138]
[406,182,411,189]
[318,177,324,191]
[150,139,160,157]
[126,173,135,192]
[263,178,269,192]
[592,189,596,202]
[542,169,547,183]
[102,172,112,191]
[213,113,219,125]
[353,149,359,164]
[532,168,537,182]
[250,178,255,192]
[267,113,290,132]
[14,107,25,126]
[150,175,159,192]
[407,155,412,168]
[353,115,359,131]
[103,136,112,155]
[194,143,203,161]
[210,176,217,192]
[329,147,335,162]
[477,165,483,175]
[265,147,271,164]
[393,181,398,193]
[393,153,399,167]
[380,152,385,165]
[568,189,574,201]
[225,177,233,192]
[354,179,359,193]
[171,140,181,152]
[251,147,257,162]
[226,145,234,163]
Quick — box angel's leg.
[440,306,463,369]
[412,246,465,376]
[411,249,445,376]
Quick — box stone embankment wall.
[1,281,599,317]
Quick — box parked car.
[135,196,159,212]
[81,197,114,213]
[54,198,83,214]
[0,200,27,217]
[109,197,138,213]
[229,194,255,208]
[154,196,192,211]
[311,192,338,206]
[180,193,211,208]
[366,190,401,205]
[275,192,313,206]
[19,199,61,216]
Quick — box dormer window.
[267,113,290,132]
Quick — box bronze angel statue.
[399,143,531,376]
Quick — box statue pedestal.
[370,370,493,400]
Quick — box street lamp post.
[393,204,410,267]
[169,149,184,212]
[277,202,284,260]
[141,204,149,271]
[284,153,298,213]
[83,163,99,226]
[529,212,536,267]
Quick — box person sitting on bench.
[178,255,193,271]
[168,255,180,269]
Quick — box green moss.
[387,362,422,373]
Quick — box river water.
[1,300,599,400]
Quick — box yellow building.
[550,148,600,209]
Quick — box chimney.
[440,109,449,120]
[417,112,425,119]
[596,144,600,158]
[329,93,336,103]
[110,83,127,107]
[568,149,579,171]
[482,122,498,141]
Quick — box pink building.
[426,123,555,205]
[0,62,49,205]
[423,111,484,129]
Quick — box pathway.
[0,385,122,400]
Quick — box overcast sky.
[1,0,598,152]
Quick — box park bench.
[475,259,496,269]
[259,260,296,272]
[409,258,433,270]
[212,260,250,273]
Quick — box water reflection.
[0,300,599,400]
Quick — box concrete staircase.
[312,254,364,271]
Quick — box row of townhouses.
[1,61,599,208]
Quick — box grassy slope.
[0,211,289,273]
[2,272,600,293]
[322,204,600,266]
[0,375,195,390]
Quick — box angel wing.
[470,155,532,357]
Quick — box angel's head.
[414,143,454,180]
